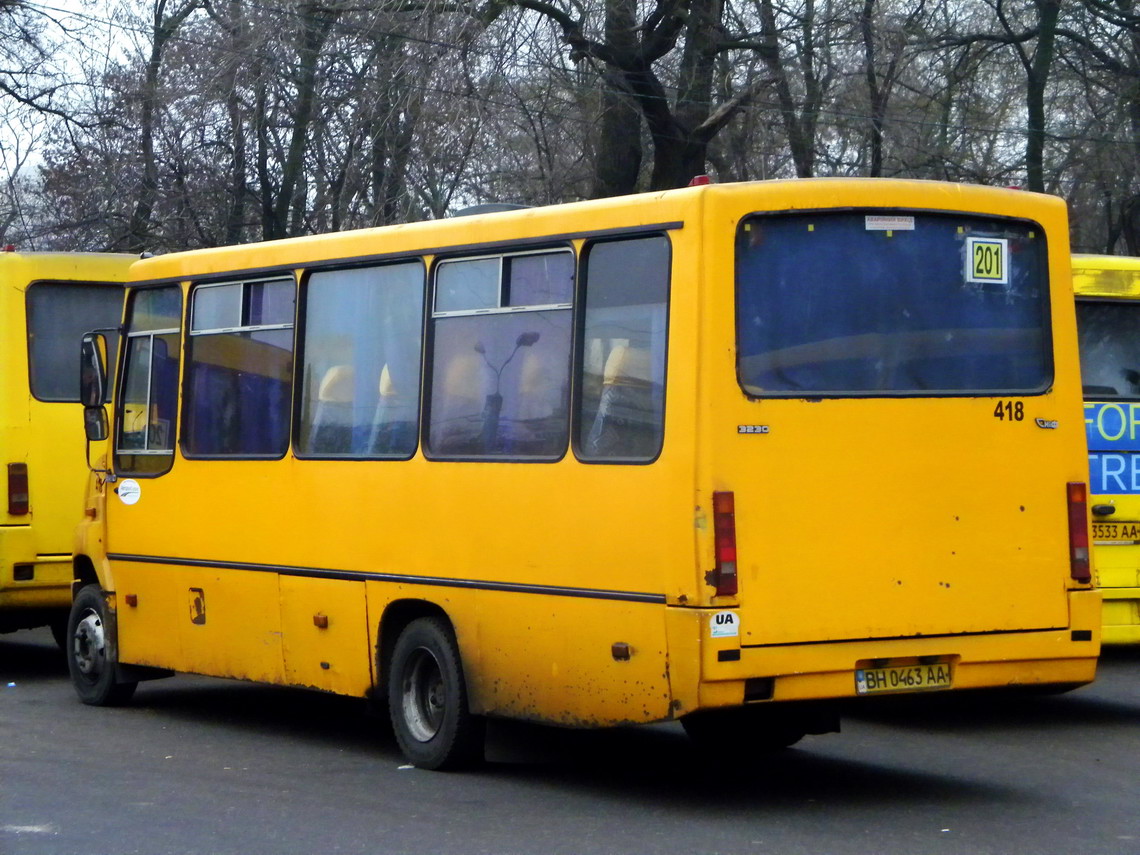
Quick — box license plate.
[856,662,952,695]
[1091,521,1140,543]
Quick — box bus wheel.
[387,617,484,770]
[66,584,137,706]
[681,706,807,753]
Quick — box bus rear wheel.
[387,617,484,770]
[66,584,137,706]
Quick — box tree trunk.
[119,0,200,253]
[1024,0,1060,193]
[221,0,248,244]
[267,1,339,239]
[758,0,816,178]
[861,0,884,177]
[591,0,642,197]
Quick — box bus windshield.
[1076,300,1140,399]
[735,211,1051,396]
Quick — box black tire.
[66,584,137,706]
[387,617,484,770]
[682,706,807,753]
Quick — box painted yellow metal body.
[77,180,1099,728]
[0,252,131,629]
[1072,253,1140,644]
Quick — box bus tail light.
[1067,481,1091,584]
[712,491,738,596]
[8,463,29,515]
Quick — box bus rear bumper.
[1101,587,1140,645]
[689,590,1101,712]
[0,527,74,611]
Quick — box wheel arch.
[71,553,102,599]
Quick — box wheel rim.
[401,646,446,743]
[73,608,107,684]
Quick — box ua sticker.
[710,610,739,638]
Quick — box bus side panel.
[113,560,191,669]
[113,560,287,685]
[662,607,703,717]
[469,593,671,726]
[280,576,372,695]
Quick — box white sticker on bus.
[116,479,141,506]
[710,611,739,638]
[865,215,915,231]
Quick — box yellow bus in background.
[1073,253,1140,644]
[68,180,1099,769]
[1,250,131,642]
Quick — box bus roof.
[1072,253,1140,299]
[0,250,136,285]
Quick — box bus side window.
[183,279,294,458]
[426,250,573,460]
[297,261,424,459]
[577,236,670,462]
[115,285,183,475]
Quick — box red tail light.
[712,491,738,596]
[7,463,29,515]
[1067,481,1091,584]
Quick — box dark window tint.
[428,250,573,458]
[183,279,294,457]
[577,236,669,462]
[298,262,424,457]
[1076,300,1140,399]
[26,282,124,402]
[115,286,182,476]
[735,212,1051,396]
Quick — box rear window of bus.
[734,211,1051,397]
[26,282,124,402]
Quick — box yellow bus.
[68,180,1100,769]
[1,250,132,642]
[1072,253,1140,644]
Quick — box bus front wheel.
[66,584,137,706]
[387,617,484,770]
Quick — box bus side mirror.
[83,406,108,442]
[80,332,108,407]
[80,333,109,442]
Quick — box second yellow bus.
[1,250,131,642]
[1073,253,1140,644]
